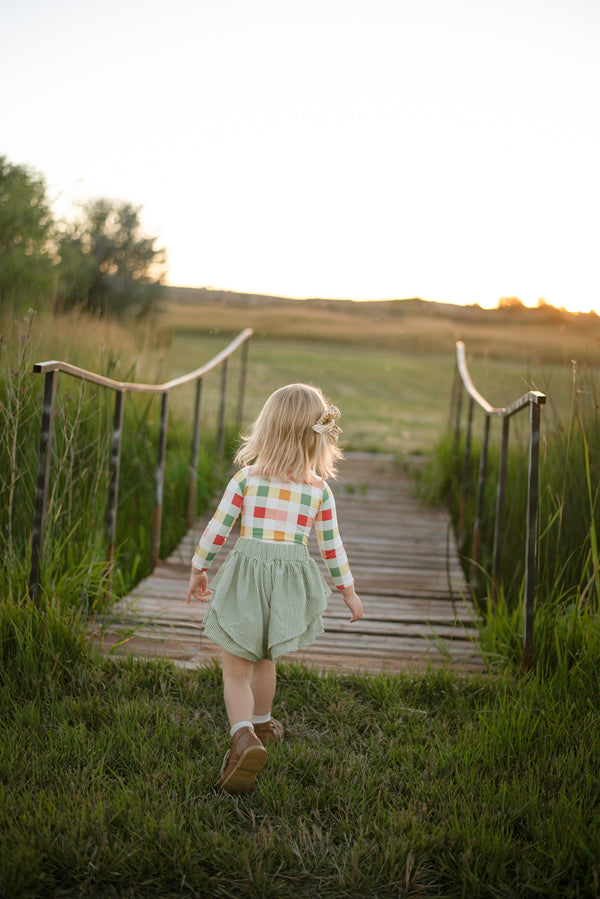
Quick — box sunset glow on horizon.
[3,0,599,315]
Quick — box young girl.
[186,383,363,793]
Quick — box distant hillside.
[162,285,488,321]
[162,285,595,326]
[160,285,600,363]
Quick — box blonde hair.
[235,383,343,482]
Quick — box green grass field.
[2,650,599,898]
[6,295,599,459]
[159,291,600,458]
[163,333,456,456]
[2,298,600,897]
[162,335,597,468]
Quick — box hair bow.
[312,405,343,442]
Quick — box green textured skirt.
[202,537,331,662]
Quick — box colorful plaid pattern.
[192,467,353,589]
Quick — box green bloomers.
[203,538,331,662]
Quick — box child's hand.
[187,567,212,604]
[340,585,363,623]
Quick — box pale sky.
[3,0,599,311]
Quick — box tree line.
[0,156,167,319]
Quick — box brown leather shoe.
[253,718,284,745]
[217,727,267,793]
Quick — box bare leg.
[218,651,268,793]
[251,659,277,716]
[221,650,256,726]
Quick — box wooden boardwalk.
[97,454,486,674]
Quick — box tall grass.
[0,310,230,668]
[418,359,600,675]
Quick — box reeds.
[0,311,228,667]
[418,359,600,675]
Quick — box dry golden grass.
[1,308,169,383]
[154,290,600,456]
[162,289,600,367]
[7,291,598,376]
[5,294,598,457]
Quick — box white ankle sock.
[230,720,254,737]
[253,713,272,724]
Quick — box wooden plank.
[98,453,486,673]
[104,611,477,643]
[113,594,478,626]
[97,626,479,658]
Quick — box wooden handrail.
[456,341,546,417]
[32,328,254,394]
[452,341,546,670]
[28,329,253,605]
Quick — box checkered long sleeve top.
[192,467,353,589]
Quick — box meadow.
[161,289,600,458]
[2,655,599,898]
[164,293,600,647]
[1,295,600,896]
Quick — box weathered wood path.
[97,454,486,673]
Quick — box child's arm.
[186,567,212,604]
[192,470,246,570]
[315,483,363,622]
[340,584,363,622]
[315,483,353,588]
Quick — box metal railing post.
[187,377,203,528]
[457,396,474,552]
[523,399,542,670]
[106,390,125,571]
[29,370,58,605]
[491,416,510,607]
[453,381,463,461]
[217,357,228,456]
[470,413,490,591]
[152,392,169,567]
[452,341,547,664]
[236,337,250,429]
[448,364,460,432]
[30,329,253,589]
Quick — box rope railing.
[28,329,253,605]
[451,341,546,670]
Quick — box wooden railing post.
[523,398,542,670]
[152,392,169,567]
[187,377,203,529]
[29,370,57,605]
[217,357,228,456]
